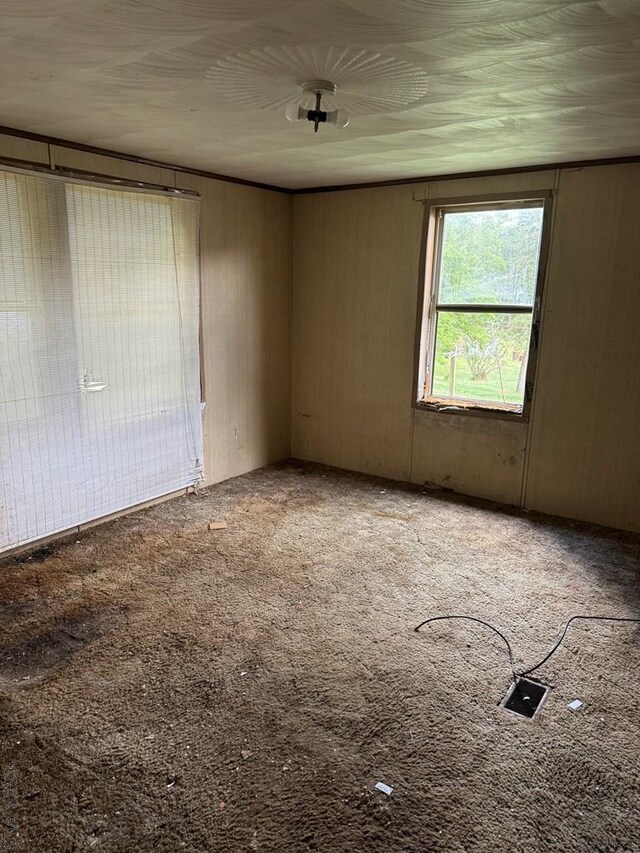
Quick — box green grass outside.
[432,353,525,405]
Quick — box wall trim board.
[1,125,639,196]
[0,124,288,194]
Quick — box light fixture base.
[301,79,337,96]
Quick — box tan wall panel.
[292,185,423,481]
[179,174,291,485]
[0,133,50,164]
[292,172,555,503]
[409,170,557,503]
[50,145,175,187]
[425,170,557,200]
[525,164,640,531]
[411,412,527,505]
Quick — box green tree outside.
[431,207,543,405]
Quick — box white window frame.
[414,191,553,420]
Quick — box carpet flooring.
[0,461,638,853]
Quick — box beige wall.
[292,185,419,482]
[177,172,291,485]
[292,164,640,532]
[525,165,640,530]
[1,132,292,490]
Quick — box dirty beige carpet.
[1,462,639,853]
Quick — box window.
[0,168,203,552]
[417,194,550,416]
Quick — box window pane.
[431,312,533,407]
[438,206,543,306]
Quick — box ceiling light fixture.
[285,80,349,132]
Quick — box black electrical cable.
[414,615,518,680]
[518,615,640,677]
[414,613,640,681]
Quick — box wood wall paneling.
[410,411,527,505]
[291,172,558,505]
[424,170,557,200]
[292,185,424,481]
[179,173,291,485]
[525,164,640,531]
[0,132,49,164]
[408,171,558,502]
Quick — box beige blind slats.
[0,170,202,551]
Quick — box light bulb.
[327,109,349,129]
[285,103,307,123]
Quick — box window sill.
[415,397,528,422]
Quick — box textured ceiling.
[1,0,639,188]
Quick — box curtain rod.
[0,157,200,198]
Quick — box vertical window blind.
[0,169,203,552]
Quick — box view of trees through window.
[429,205,544,409]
